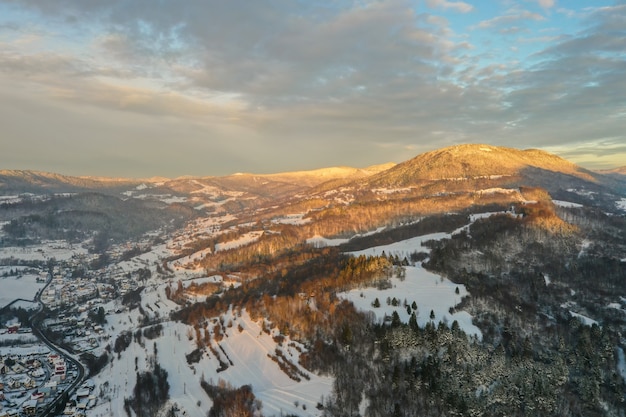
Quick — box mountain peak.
[366,143,596,187]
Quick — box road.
[27,276,87,416]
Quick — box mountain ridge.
[1,145,623,202]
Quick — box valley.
[1,144,625,417]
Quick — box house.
[44,380,58,391]
[10,363,25,374]
[81,379,95,390]
[30,391,44,402]
[76,388,90,398]
[22,400,37,416]
[7,378,21,389]
[55,365,66,376]
[17,376,36,389]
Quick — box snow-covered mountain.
[1,144,626,417]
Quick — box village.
[0,238,153,417]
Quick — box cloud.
[0,0,625,176]
[474,10,546,30]
[426,0,474,13]
[535,0,556,9]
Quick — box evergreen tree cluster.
[124,362,170,417]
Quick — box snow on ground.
[476,188,519,196]
[180,275,224,288]
[0,331,38,344]
[0,265,31,274]
[176,247,212,267]
[314,212,517,339]
[168,214,235,251]
[372,187,413,194]
[307,226,389,248]
[553,200,583,208]
[123,192,189,204]
[115,243,171,273]
[617,198,626,211]
[0,240,88,261]
[341,230,482,338]
[0,274,46,308]
[0,195,21,204]
[350,232,450,258]
[189,181,244,199]
[307,235,350,247]
[0,343,50,356]
[578,239,592,258]
[10,299,39,310]
[617,347,626,382]
[340,267,481,339]
[92,279,332,417]
[271,213,311,225]
[215,231,264,252]
[568,311,599,326]
[544,274,551,286]
[209,311,332,417]
[309,211,512,249]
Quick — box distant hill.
[0,164,398,219]
[160,163,396,200]
[0,170,146,194]
[596,166,626,175]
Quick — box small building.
[22,400,37,416]
[30,391,45,402]
[22,377,37,389]
[7,378,21,390]
[76,388,90,398]
[44,380,58,391]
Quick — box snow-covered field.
[215,231,264,252]
[115,243,171,272]
[340,268,481,338]
[341,231,482,339]
[0,331,38,345]
[0,274,45,308]
[0,240,88,261]
[307,226,389,248]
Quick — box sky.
[0,0,625,178]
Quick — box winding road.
[26,277,86,416]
